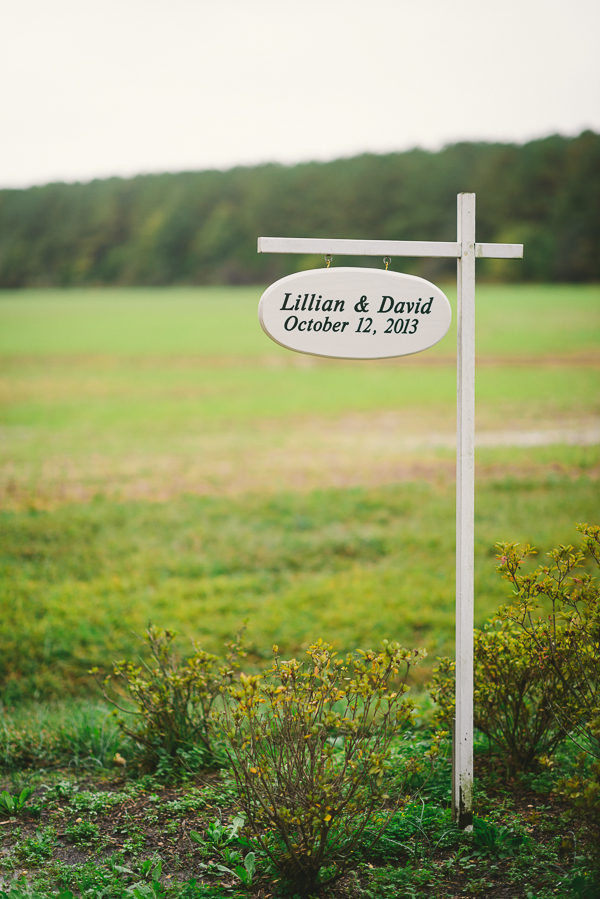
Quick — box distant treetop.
[0,131,598,287]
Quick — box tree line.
[0,130,598,288]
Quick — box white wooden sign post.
[257,193,522,829]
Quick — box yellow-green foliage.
[472,626,570,770]
[497,524,600,754]
[221,639,425,895]
[557,740,600,863]
[432,523,600,774]
[2,477,600,702]
[431,626,568,772]
[97,625,246,774]
[497,524,600,857]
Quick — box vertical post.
[453,192,475,830]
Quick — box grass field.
[1,284,599,357]
[1,284,599,700]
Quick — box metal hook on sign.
[383,257,391,271]
[324,255,332,268]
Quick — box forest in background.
[0,130,598,288]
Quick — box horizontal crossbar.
[257,237,523,259]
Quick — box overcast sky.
[1,0,598,189]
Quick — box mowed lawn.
[1,284,599,699]
[1,283,599,357]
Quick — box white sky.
[1,0,599,189]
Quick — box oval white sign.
[258,268,452,360]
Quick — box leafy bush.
[96,625,245,775]
[432,523,600,866]
[430,623,568,772]
[496,523,600,757]
[221,639,425,896]
[556,746,600,867]
[497,523,600,857]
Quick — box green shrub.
[497,524,600,858]
[430,623,568,772]
[430,524,600,774]
[496,523,600,757]
[95,625,245,776]
[221,639,425,896]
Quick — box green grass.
[2,473,599,701]
[1,285,598,701]
[2,361,598,431]
[0,283,599,357]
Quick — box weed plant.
[64,820,100,847]
[362,801,458,864]
[69,790,123,815]
[190,816,257,888]
[0,701,127,773]
[15,827,56,864]
[0,789,34,818]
